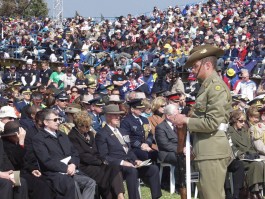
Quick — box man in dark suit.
[120,99,157,161]
[155,104,187,199]
[96,104,162,199]
[33,109,96,199]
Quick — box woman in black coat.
[68,111,125,199]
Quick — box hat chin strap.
[194,62,203,80]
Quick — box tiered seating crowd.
[0,0,265,198]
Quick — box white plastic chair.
[157,160,175,194]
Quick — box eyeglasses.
[45,117,62,122]
[238,119,246,123]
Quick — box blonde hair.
[73,111,92,128]
[247,105,260,118]
[142,98,152,109]
[76,71,86,80]
[151,96,167,112]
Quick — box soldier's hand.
[173,113,188,128]
[141,143,151,151]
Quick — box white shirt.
[236,80,256,101]
[44,127,57,138]
[166,120,175,131]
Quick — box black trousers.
[0,177,28,199]
[22,172,55,199]
[163,152,186,188]
[121,165,162,199]
[225,159,245,199]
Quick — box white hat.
[213,20,218,24]
[199,31,204,35]
[228,19,233,24]
[109,95,124,103]
[82,95,94,103]
[74,54,80,60]
[26,59,33,65]
[0,106,17,119]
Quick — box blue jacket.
[120,114,153,149]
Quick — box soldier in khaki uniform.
[174,45,232,199]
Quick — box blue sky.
[46,0,201,18]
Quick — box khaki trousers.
[195,157,230,199]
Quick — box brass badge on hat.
[215,85,221,91]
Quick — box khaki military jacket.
[187,72,232,160]
[250,122,265,158]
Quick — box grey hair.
[42,109,58,121]
[164,104,179,115]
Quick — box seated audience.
[96,104,162,199]
[33,109,96,199]
[68,111,125,199]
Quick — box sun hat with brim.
[226,68,236,77]
[0,106,17,119]
[103,104,125,114]
[65,103,81,114]
[109,95,124,103]
[81,95,94,103]
[2,120,20,137]
[184,45,224,68]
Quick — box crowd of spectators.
[0,0,265,198]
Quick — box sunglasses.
[59,99,68,102]
[117,69,123,71]
[45,117,62,122]
[238,119,246,123]
[71,90,78,93]
[160,104,166,108]
[5,117,15,120]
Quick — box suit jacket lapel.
[105,125,123,145]
[164,120,178,139]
